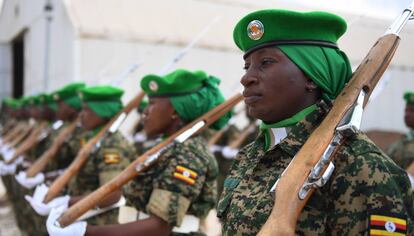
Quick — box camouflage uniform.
[44,123,84,172]
[67,130,135,225]
[212,125,239,197]
[218,103,414,235]
[11,121,52,236]
[123,135,219,235]
[387,131,414,169]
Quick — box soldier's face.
[404,104,414,129]
[80,104,107,130]
[143,97,176,136]
[57,101,77,121]
[241,47,312,123]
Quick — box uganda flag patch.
[173,165,198,185]
[369,214,407,236]
[104,152,121,164]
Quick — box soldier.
[46,69,231,236]
[131,99,158,155]
[387,91,414,170]
[27,85,136,227]
[218,9,414,235]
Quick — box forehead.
[244,47,285,61]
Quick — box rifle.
[8,121,35,148]
[2,122,27,144]
[5,122,48,164]
[1,120,17,136]
[25,118,80,177]
[43,17,220,203]
[43,92,145,203]
[257,4,414,235]
[405,155,414,175]
[57,93,243,227]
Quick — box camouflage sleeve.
[97,134,133,185]
[146,145,208,227]
[327,151,414,235]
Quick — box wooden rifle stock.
[43,92,145,203]
[9,123,35,148]
[5,122,48,164]
[257,35,401,235]
[2,122,26,144]
[26,118,80,177]
[57,93,242,227]
[1,121,17,136]
[405,158,414,175]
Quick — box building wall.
[0,0,76,96]
[0,43,11,99]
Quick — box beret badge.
[149,80,159,92]
[247,20,264,40]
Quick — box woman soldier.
[27,85,136,226]
[46,69,231,236]
[217,9,414,235]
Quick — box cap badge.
[247,20,264,40]
[149,81,159,92]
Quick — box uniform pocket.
[217,178,240,218]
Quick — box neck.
[164,118,184,137]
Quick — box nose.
[240,69,259,88]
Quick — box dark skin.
[404,104,414,129]
[84,98,179,236]
[56,101,78,121]
[69,104,121,211]
[41,104,56,122]
[242,47,320,123]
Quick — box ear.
[305,77,318,91]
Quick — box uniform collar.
[271,101,330,156]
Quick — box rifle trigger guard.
[298,162,335,200]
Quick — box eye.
[261,58,276,66]
[243,63,250,71]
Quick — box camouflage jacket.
[387,131,414,169]
[48,124,85,171]
[218,103,414,236]
[123,135,219,230]
[67,130,136,225]
[68,130,135,195]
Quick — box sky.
[0,0,410,20]
[295,0,411,19]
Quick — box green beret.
[10,98,22,110]
[54,83,86,110]
[141,69,208,97]
[140,69,231,130]
[80,86,124,119]
[45,93,58,111]
[54,83,86,101]
[404,92,414,104]
[233,9,347,57]
[139,99,148,110]
[2,98,14,107]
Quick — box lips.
[243,90,262,105]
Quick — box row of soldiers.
[0,8,414,236]
[0,72,258,235]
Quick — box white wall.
[362,69,414,133]
[76,38,246,133]
[0,43,11,99]
[0,0,76,95]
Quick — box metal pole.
[43,0,53,92]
